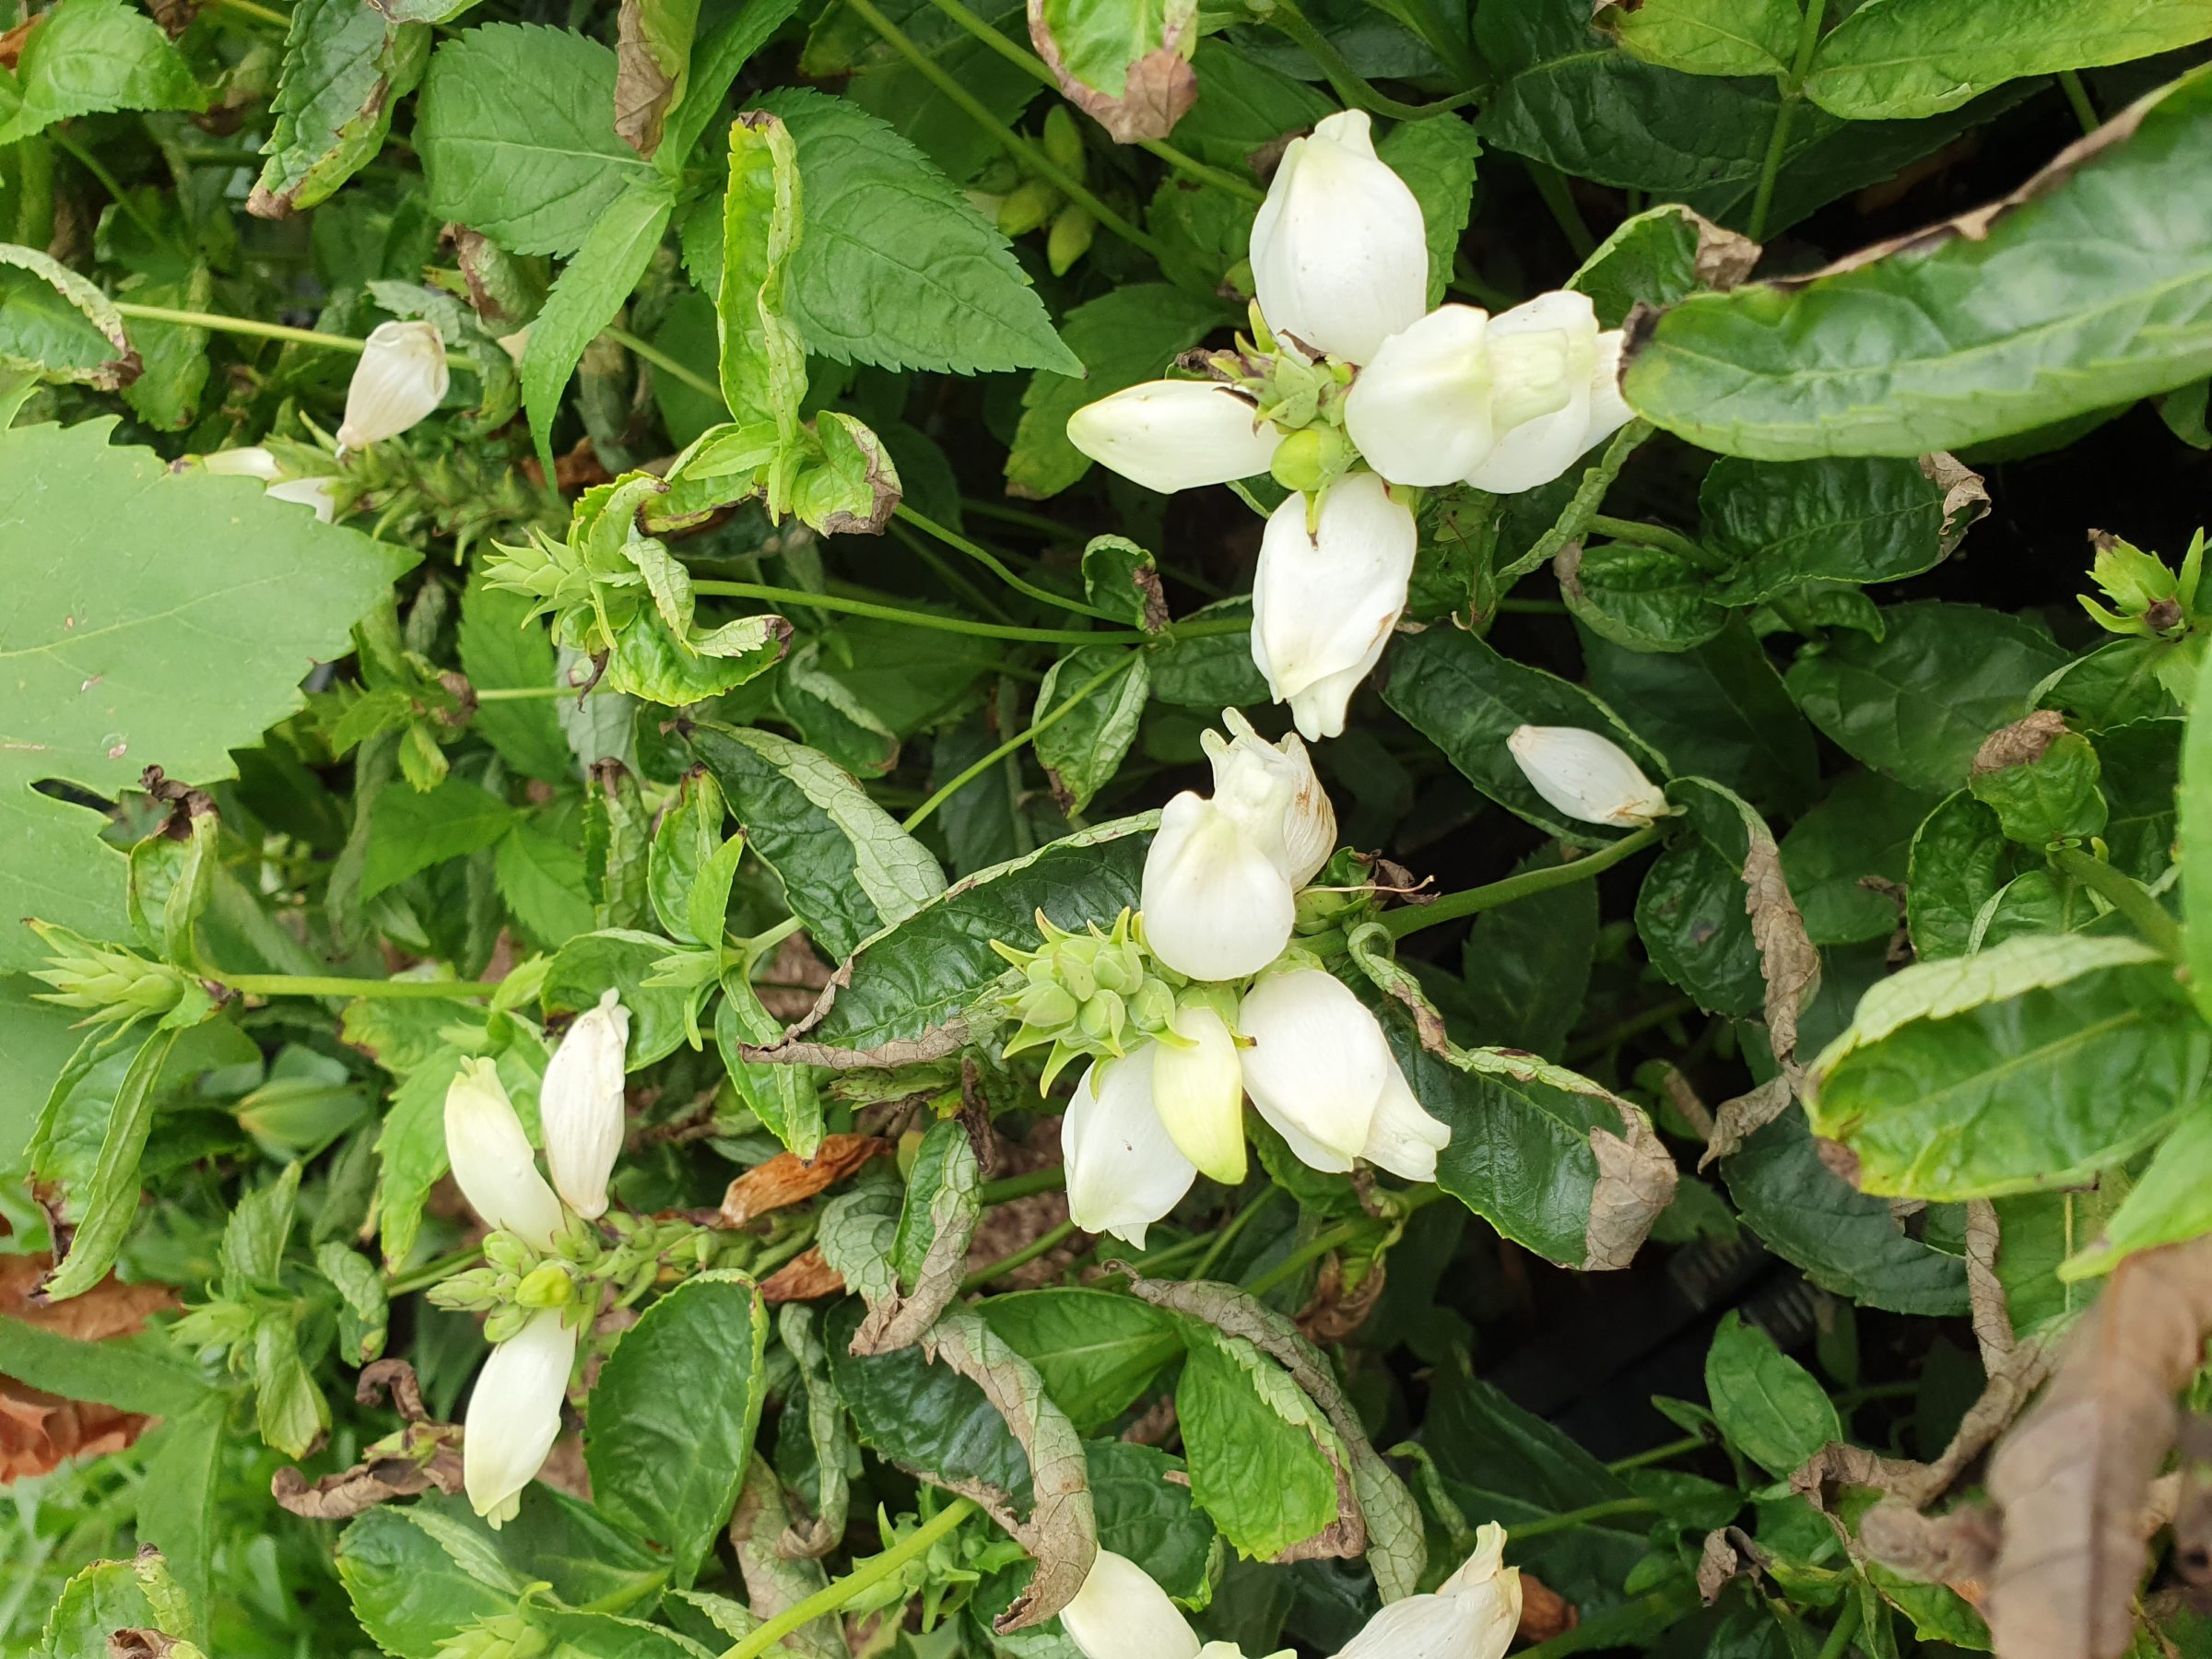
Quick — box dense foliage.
[6,3,2212,1659]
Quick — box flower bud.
[1251,473,1417,742]
[514,1262,574,1309]
[1235,969,1396,1170]
[1335,1523,1521,1659]
[1062,1052,1198,1249]
[540,989,629,1220]
[1506,725,1669,829]
[999,179,1060,238]
[443,1058,565,1250]
[1343,304,1496,487]
[1059,1549,1200,1659]
[1042,104,1087,176]
[338,320,449,453]
[1151,999,1248,1185]
[463,1308,575,1528]
[201,445,284,481]
[1048,204,1096,276]
[1250,110,1428,364]
[1066,381,1284,495]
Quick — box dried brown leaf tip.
[1027,0,1197,144]
[271,1359,463,1519]
[717,1135,888,1228]
[759,1247,844,1304]
[0,1253,174,1484]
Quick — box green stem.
[1510,1497,1661,1540]
[1141,138,1268,204]
[215,972,504,1000]
[387,1246,484,1296]
[2057,69,2100,135]
[891,523,1018,623]
[1817,1596,1864,1659]
[49,132,182,258]
[107,301,481,372]
[978,1165,1068,1206]
[841,0,1165,258]
[902,651,1139,830]
[1381,825,1664,938]
[896,504,1122,621]
[2048,845,2184,959]
[1524,159,1596,261]
[960,498,1077,538]
[607,325,722,403]
[1566,995,1699,1064]
[1189,1185,1278,1280]
[719,1499,979,1659]
[472,684,572,700]
[962,1218,1077,1290]
[1604,1432,1707,1475]
[208,0,290,24]
[1262,0,1483,121]
[1747,0,1830,243]
[1586,513,1724,571]
[689,580,1149,647]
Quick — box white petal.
[540,989,629,1219]
[1335,1525,1524,1659]
[443,1058,565,1249]
[202,445,283,480]
[1066,381,1283,494]
[338,320,449,452]
[265,477,340,524]
[1151,1004,1248,1185]
[1059,1550,1202,1659]
[1201,708,1337,887]
[1238,969,1392,1165]
[464,1310,575,1529]
[1250,110,1429,364]
[1344,305,1496,487]
[1062,1053,1198,1250]
[1140,793,1298,982]
[1360,1065,1452,1182]
[1462,291,1599,495]
[1506,725,1669,828]
[1585,330,1633,451]
[1251,477,1416,741]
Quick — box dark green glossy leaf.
[1375,114,1481,309]
[1557,539,1726,653]
[980,1288,1184,1433]
[1457,846,1599,1056]
[1703,456,1976,605]
[1780,772,1936,946]
[542,928,693,1065]
[1088,1441,1218,1603]
[1704,1311,1840,1477]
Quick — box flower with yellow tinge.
[338,320,449,453]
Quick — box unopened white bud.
[1059,1549,1201,1659]
[443,1058,565,1249]
[1251,474,1417,742]
[463,1309,575,1529]
[1506,725,1669,828]
[540,989,629,1220]
[1065,380,1283,494]
[338,320,449,453]
[1062,1052,1197,1250]
[1250,111,1428,364]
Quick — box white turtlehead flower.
[266,477,340,523]
[463,1308,576,1528]
[1342,304,1496,487]
[1251,473,1418,743]
[1507,725,1670,828]
[1141,710,1338,981]
[1066,381,1284,494]
[1335,1524,1522,1659]
[1238,969,1447,1178]
[1251,111,1428,364]
[540,989,629,1219]
[338,320,449,453]
[1462,292,1624,496]
[202,445,285,481]
[443,1057,565,1249]
[1063,1050,1199,1249]
[1060,1550,1202,1659]
[1150,1002,1248,1186]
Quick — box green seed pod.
[1270,427,1329,494]
[515,1262,574,1309]
[1018,982,1080,1028]
[1126,976,1178,1035]
[1077,989,1126,1048]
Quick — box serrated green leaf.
[0,0,204,143]
[252,0,429,214]
[979,1288,1182,1433]
[0,242,132,389]
[359,776,520,901]
[1173,1324,1345,1561]
[1034,647,1146,815]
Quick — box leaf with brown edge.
[0,1252,174,1483]
[716,1135,887,1227]
[2,242,140,390]
[269,1431,463,1518]
[1027,0,1197,144]
[727,1451,841,1659]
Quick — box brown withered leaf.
[1964,1198,2015,1367]
[1,1254,175,1483]
[612,0,677,159]
[271,1437,463,1519]
[1973,710,2068,776]
[1860,1500,2002,1589]
[1921,453,1989,553]
[759,1248,844,1304]
[108,1632,177,1659]
[729,1453,841,1659]
[1027,0,1196,143]
[0,14,39,68]
[717,1135,887,1228]
[1700,1073,1793,1170]
[1742,819,1819,1071]
[1519,1572,1579,1642]
[1697,1526,1767,1605]
[1983,1234,2212,1659]
[1585,1110,1679,1271]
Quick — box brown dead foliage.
[717,1135,888,1229]
[759,1248,844,1304]
[1,1254,175,1483]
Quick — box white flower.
[1150,1002,1248,1185]
[1140,711,1337,981]
[338,320,449,453]
[1059,1549,1202,1659]
[1461,292,1622,496]
[463,1308,576,1529]
[1342,304,1496,487]
[202,445,284,481]
[1335,1524,1522,1659]
[1063,1050,1198,1249]
[1066,381,1284,494]
[1251,473,1418,743]
[443,1058,565,1249]
[1506,725,1670,828]
[265,477,340,523]
[1237,968,1447,1177]
[540,990,629,1219]
[1250,111,1428,364]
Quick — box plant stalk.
[718,1499,979,1659]
[901,651,1140,830]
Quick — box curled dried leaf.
[717,1135,888,1227]
[759,1247,843,1304]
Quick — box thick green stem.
[2048,845,2184,959]
[216,973,504,1000]
[1586,513,1725,571]
[1604,1432,1707,1475]
[841,0,1164,258]
[1747,0,1830,242]
[472,685,573,700]
[962,1218,1077,1290]
[896,504,1122,621]
[1816,1595,1864,1659]
[607,325,722,403]
[1380,824,1664,938]
[387,1246,485,1295]
[2058,69,2100,135]
[718,1499,979,1659]
[689,580,1150,646]
[902,651,1139,830]
[1510,1497,1661,1539]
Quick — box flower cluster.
[438,993,629,1527]
[1060,1524,1522,1659]
[1066,110,1632,739]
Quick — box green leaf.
[137,1395,226,1633]
[1622,65,2212,454]
[1780,772,1936,946]
[687,723,946,961]
[0,0,203,142]
[1006,284,1227,499]
[714,972,825,1157]
[787,814,1151,1056]
[1374,114,1481,309]
[1034,648,1147,815]
[1568,203,1759,329]
[0,1309,208,1418]
[1458,847,1599,1056]
[1599,0,1796,78]
[523,179,677,473]
[661,0,806,164]
[587,1271,770,1583]
[1704,1311,1841,1478]
[2062,1100,2212,1277]
[1808,934,2207,1197]
[251,0,429,214]
[1904,790,2051,960]
[815,0,1040,180]
[41,1558,169,1659]
[712,109,806,504]
[753,86,1080,376]
[1030,0,1196,141]
[1147,598,1267,709]
[253,1312,332,1456]
[459,579,573,784]
[1993,1187,2124,1339]
[543,928,695,1065]
[979,1288,1183,1432]
[359,776,520,901]
[1784,603,2067,794]
[417,25,654,257]
[0,242,135,388]
[1085,1441,1218,1604]
[34,1026,183,1301]
[823,1293,1034,1502]
[1637,832,1763,1018]
[1703,456,1981,606]
[2183,639,2212,1022]
[118,268,213,431]
[1556,539,1726,653]
[1381,624,1667,843]
[1173,1324,1346,1561]
[1805,0,2212,120]
[0,420,414,972]
[648,770,742,947]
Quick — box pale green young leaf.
[716,110,806,486]
[1598,0,1796,79]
